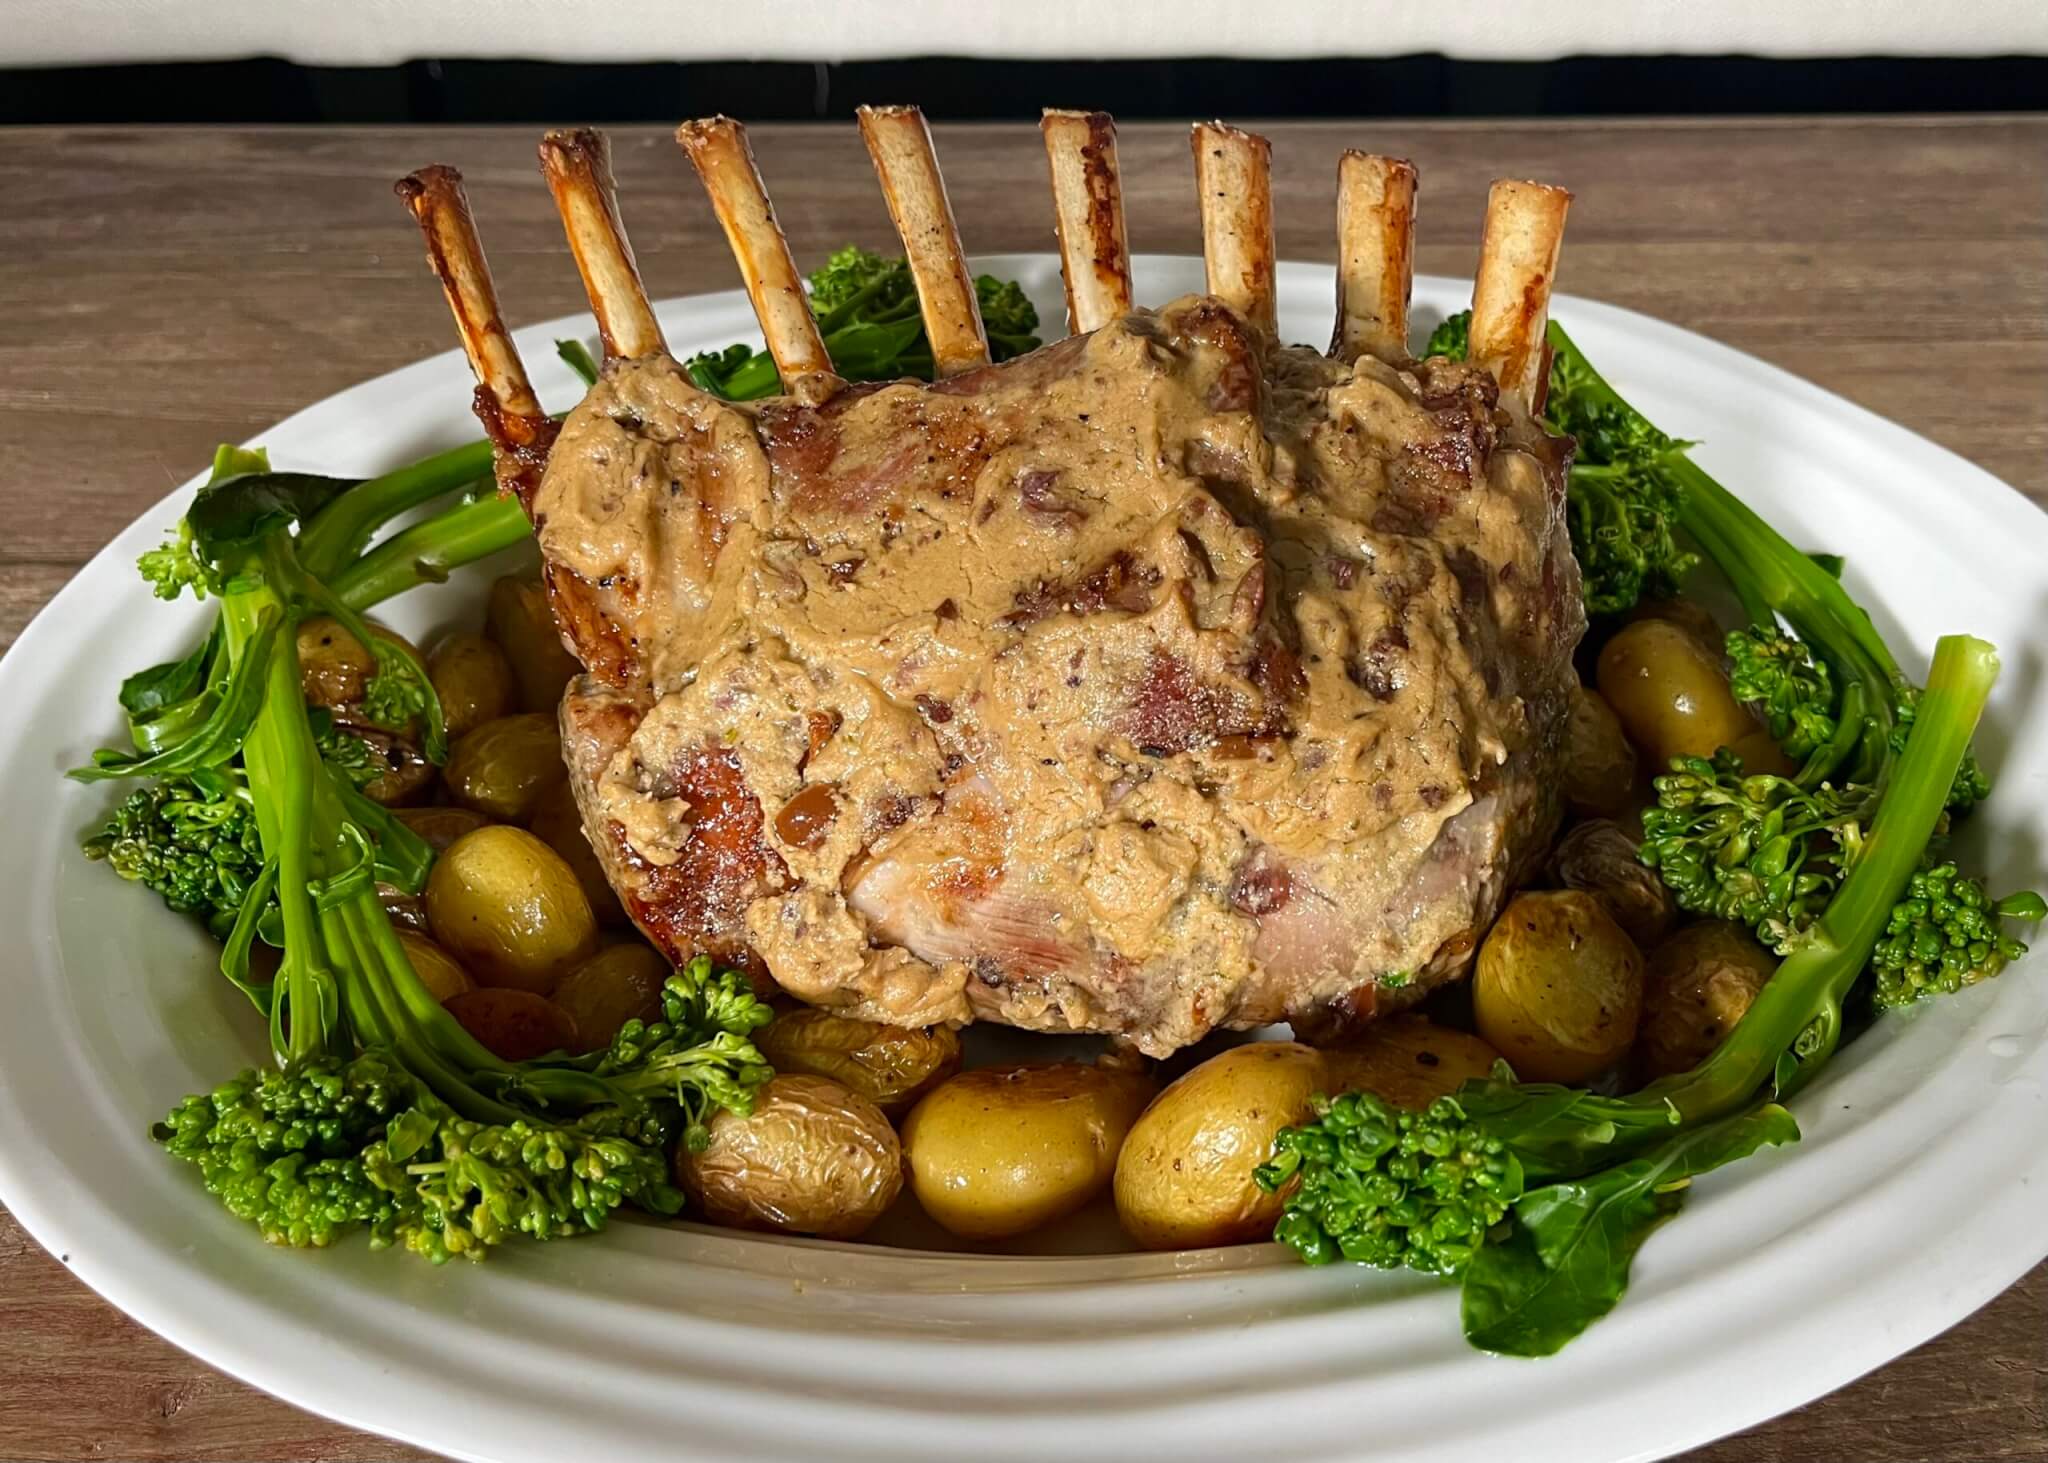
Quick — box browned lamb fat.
[402,114,1582,1056]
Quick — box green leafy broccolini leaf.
[1459,1104,1798,1356]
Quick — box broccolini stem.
[329,493,532,612]
[221,571,334,1065]
[1670,454,1903,690]
[556,338,601,387]
[295,438,496,580]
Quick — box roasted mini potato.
[1636,921,1776,1080]
[677,1073,901,1239]
[552,942,669,1051]
[379,882,429,934]
[1474,891,1644,1084]
[1550,818,1676,950]
[758,1010,962,1117]
[488,575,580,714]
[428,632,517,742]
[1114,1041,1325,1250]
[528,779,625,926]
[1626,595,1724,652]
[396,930,475,1003]
[340,722,436,807]
[1564,685,1637,818]
[904,1063,1151,1240]
[444,987,578,1062]
[424,825,598,994]
[297,616,395,710]
[1596,618,1758,772]
[298,616,377,709]
[443,713,566,824]
[393,805,492,852]
[1319,1016,1503,1111]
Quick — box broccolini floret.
[1638,751,1864,953]
[1870,863,2046,1010]
[83,769,265,939]
[1259,1090,1520,1275]
[1726,626,1838,764]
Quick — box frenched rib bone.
[1041,109,1133,335]
[540,128,667,363]
[856,105,990,377]
[676,116,836,390]
[1333,152,1418,364]
[1191,121,1278,336]
[1468,178,1572,414]
[395,165,545,429]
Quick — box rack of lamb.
[397,109,1582,1056]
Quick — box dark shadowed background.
[7,53,2048,124]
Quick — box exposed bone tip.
[539,126,608,167]
[394,164,460,209]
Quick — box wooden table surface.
[2,116,2044,1463]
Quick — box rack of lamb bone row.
[397,110,1584,1058]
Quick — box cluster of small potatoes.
[1470,599,1783,1091]
[300,575,671,1061]
[681,1010,1505,1249]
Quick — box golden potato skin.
[759,1010,963,1117]
[1626,595,1724,652]
[443,713,566,824]
[444,987,578,1062]
[1564,686,1638,819]
[424,825,598,994]
[1550,818,1676,950]
[379,884,429,934]
[904,1063,1151,1240]
[298,618,421,715]
[1636,922,1776,1080]
[1318,1016,1502,1111]
[297,616,379,709]
[393,805,492,852]
[397,931,474,1003]
[1475,891,1644,1084]
[553,943,669,1051]
[1114,1041,1325,1251]
[1596,618,1758,772]
[488,575,581,714]
[528,779,626,926]
[677,1074,902,1239]
[429,632,517,742]
[342,723,435,807]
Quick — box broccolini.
[1267,317,2043,1356]
[685,245,1041,399]
[99,439,775,1260]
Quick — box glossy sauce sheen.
[543,296,1583,1054]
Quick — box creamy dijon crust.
[542,296,1582,1055]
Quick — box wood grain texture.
[1,117,2044,1463]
